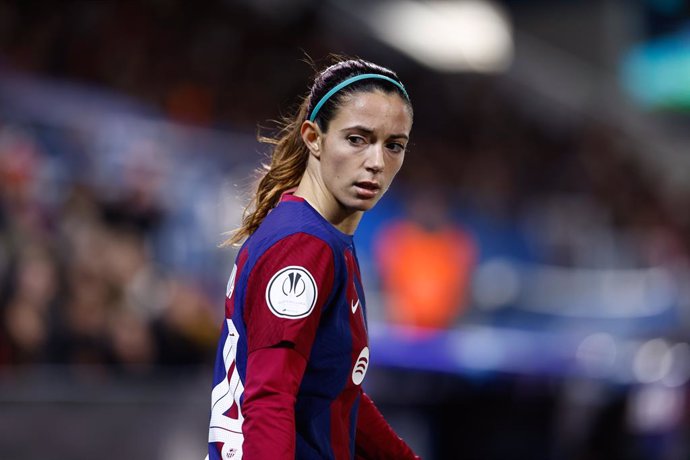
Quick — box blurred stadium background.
[1,0,690,459]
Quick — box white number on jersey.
[208,319,245,458]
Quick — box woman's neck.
[294,173,362,235]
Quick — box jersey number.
[208,319,245,459]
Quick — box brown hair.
[223,58,411,246]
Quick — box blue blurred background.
[1,1,690,459]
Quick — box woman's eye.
[347,135,366,145]
[387,142,406,153]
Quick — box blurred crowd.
[0,0,330,127]
[0,126,218,373]
[1,0,687,258]
[1,0,690,375]
[404,77,689,268]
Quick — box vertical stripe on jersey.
[327,249,369,459]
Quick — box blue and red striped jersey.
[207,192,374,459]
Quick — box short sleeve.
[244,232,335,359]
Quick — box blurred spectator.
[152,280,217,367]
[1,241,59,364]
[375,188,477,329]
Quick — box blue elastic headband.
[308,73,409,122]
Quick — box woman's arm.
[355,391,420,460]
[240,232,335,458]
[242,345,307,459]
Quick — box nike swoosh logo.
[351,299,360,314]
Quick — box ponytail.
[222,99,310,246]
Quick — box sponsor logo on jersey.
[351,298,360,314]
[352,347,370,385]
[265,266,317,319]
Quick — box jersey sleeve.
[243,232,335,359]
[242,346,308,459]
[355,391,420,460]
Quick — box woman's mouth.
[354,181,381,198]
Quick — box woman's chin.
[345,197,379,213]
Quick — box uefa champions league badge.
[265,266,318,319]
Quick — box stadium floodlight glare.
[367,0,513,73]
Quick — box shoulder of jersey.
[252,200,342,248]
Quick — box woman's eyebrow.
[341,125,374,134]
[342,125,409,140]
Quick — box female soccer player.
[206,58,419,459]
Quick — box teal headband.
[308,73,409,122]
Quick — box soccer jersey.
[207,192,404,460]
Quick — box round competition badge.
[265,266,318,319]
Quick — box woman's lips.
[354,181,381,198]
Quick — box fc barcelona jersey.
[207,192,370,459]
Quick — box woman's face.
[311,90,412,214]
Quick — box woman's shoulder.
[242,222,340,282]
[236,202,350,293]
[252,199,346,250]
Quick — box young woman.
[206,58,419,459]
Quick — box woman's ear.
[300,120,321,157]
